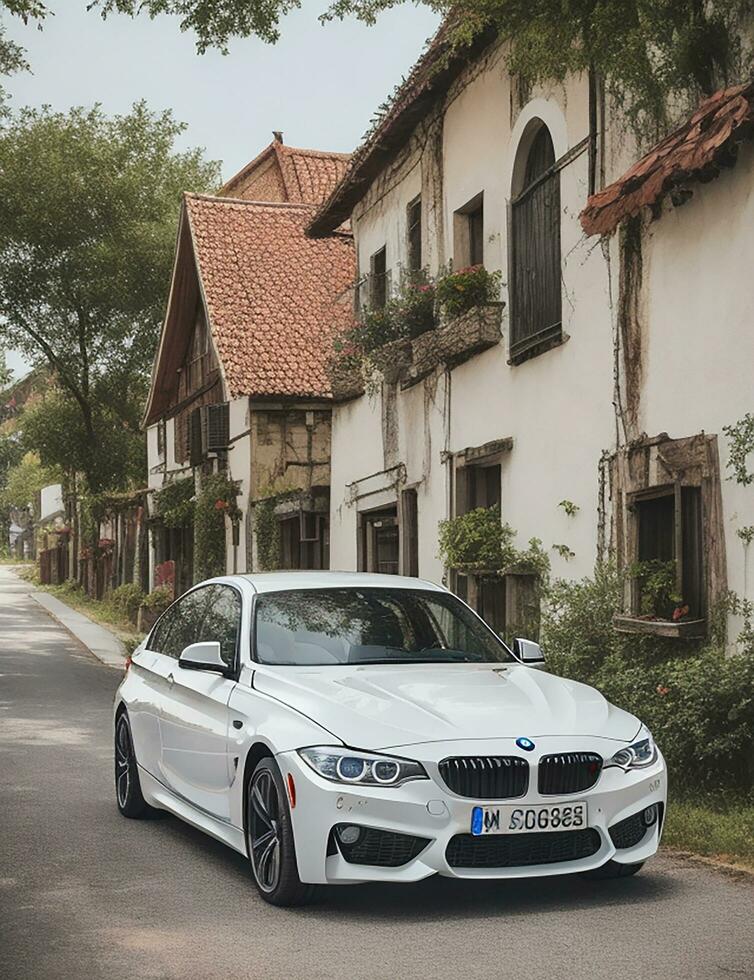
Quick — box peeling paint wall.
[331,43,617,585]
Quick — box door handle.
[167,673,175,685]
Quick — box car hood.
[252,662,640,749]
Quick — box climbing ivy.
[193,472,240,582]
[723,412,754,487]
[153,476,195,528]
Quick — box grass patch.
[35,579,144,656]
[663,798,754,871]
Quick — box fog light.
[338,824,361,845]
[643,804,659,827]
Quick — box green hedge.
[542,564,754,796]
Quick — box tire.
[581,859,644,880]
[246,757,314,907]
[114,711,155,819]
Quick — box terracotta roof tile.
[220,141,351,205]
[581,81,754,236]
[185,194,355,399]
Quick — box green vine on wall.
[723,412,754,487]
[437,506,550,578]
[193,472,240,582]
[254,488,300,571]
[153,476,195,528]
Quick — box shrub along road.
[0,568,752,980]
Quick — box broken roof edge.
[580,79,754,237]
[306,21,499,238]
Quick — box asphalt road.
[1,568,752,980]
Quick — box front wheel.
[246,758,314,907]
[114,711,155,819]
[581,859,644,880]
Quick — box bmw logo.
[516,737,535,751]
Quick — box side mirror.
[513,637,546,667]
[178,641,228,675]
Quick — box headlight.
[606,727,658,770]
[298,746,428,787]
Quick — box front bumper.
[278,738,667,885]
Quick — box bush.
[141,585,173,615]
[541,563,754,795]
[436,265,501,319]
[109,583,145,623]
[438,506,550,576]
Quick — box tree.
[0,451,61,511]
[328,0,752,137]
[0,101,219,492]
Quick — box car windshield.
[253,587,515,666]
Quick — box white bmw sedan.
[114,572,667,906]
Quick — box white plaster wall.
[639,144,754,612]
[146,419,185,493]
[39,483,64,521]
[332,58,617,585]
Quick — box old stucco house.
[144,137,354,592]
[307,28,754,645]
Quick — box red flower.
[656,685,670,696]
[214,498,228,511]
[672,604,690,621]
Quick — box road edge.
[29,588,127,669]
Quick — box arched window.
[510,122,562,362]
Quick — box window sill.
[613,614,707,639]
[508,323,566,366]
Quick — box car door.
[158,583,241,821]
[128,602,182,778]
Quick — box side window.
[162,587,213,659]
[149,605,177,654]
[198,585,242,668]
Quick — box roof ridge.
[278,145,352,160]
[184,191,317,211]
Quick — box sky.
[1,1,440,377]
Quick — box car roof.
[227,570,447,595]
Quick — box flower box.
[327,359,364,402]
[378,337,413,383]
[613,614,707,639]
[409,329,442,382]
[439,302,503,365]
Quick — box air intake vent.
[538,752,603,795]
[446,829,601,868]
[438,756,529,799]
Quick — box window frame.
[406,196,422,273]
[453,192,484,269]
[509,122,563,365]
[369,246,388,309]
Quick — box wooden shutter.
[510,126,562,360]
[204,403,229,451]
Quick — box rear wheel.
[246,758,314,907]
[581,859,644,880]
[114,711,155,819]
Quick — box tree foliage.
[331,0,752,138]
[0,450,61,510]
[0,101,219,491]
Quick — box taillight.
[124,654,132,672]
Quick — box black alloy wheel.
[114,711,154,819]
[246,758,314,906]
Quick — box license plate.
[471,801,588,835]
